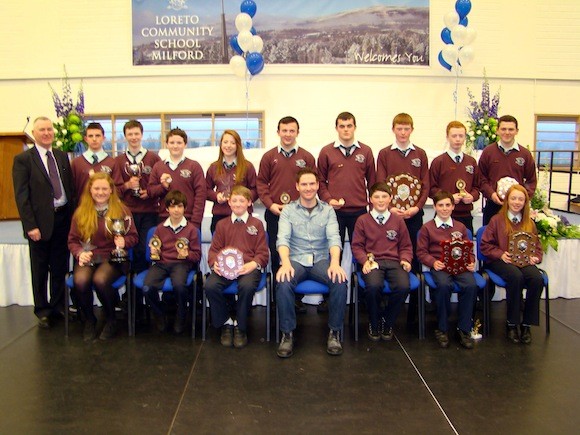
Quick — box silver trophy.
[105,216,132,263]
[124,162,144,197]
[80,239,96,266]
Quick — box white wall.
[1,0,579,159]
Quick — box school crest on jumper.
[246,225,258,236]
[295,159,306,168]
[411,158,421,168]
[142,165,152,175]
[354,154,365,163]
[180,169,192,178]
[515,157,525,167]
[386,230,397,240]
[465,165,474,174]
[101,165,113,174]
[451,231,463,241]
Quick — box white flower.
[476,129,481,135]
[491,134,496,139]
[468,130,475,137]
[478,118,484,124]
[56,140,63,147]
[483,125,489,131]
[61,129,67,135]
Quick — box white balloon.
[237,30,254,53]
[463,27,477,46]
[252,35,264,53]
[458,45,475,66]
[450,25,467,47]
[442,45,459,66]
[229,55,247,78]
[443,11,460,28]
[235,13,253,32]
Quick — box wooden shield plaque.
[217,247,244,280]
[440,239,474,275]
[385,173,422,210]
[508,231,538,268]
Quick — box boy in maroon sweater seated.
[205,185,269,348]
[416,191,477,349]
[143,190,201,334]
[351,182,413,342]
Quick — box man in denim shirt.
[276,167,348,358]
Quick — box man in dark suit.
[12,116,75,328]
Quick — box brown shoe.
[220,325,233,347]
[233,327,248,348]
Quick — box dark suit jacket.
[12,146,75,240]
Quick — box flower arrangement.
[465,71,500,154]
[49,67,86,153]
[530,166,580,251]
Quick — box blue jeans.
[276,259,347,333]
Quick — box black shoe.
[295,299,307,314]
[367,323,380,342]
[506,325,520,344]
[457,329,474,349]
[233,327,248,348]
[220,325,233,347]
[520,325,532,344]
[83,321,97,342]
[327,330,343,356]
[317,299,329,313]
[434,329,450,348]
[277,332,294,358]
[380,318,394,341]
[99,321,117,340]
[38,316,51,329]
[152,313,167,333]
[173,317,186,334]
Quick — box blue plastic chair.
[202,270,271,342]
[351,268,424,341]
[419,229,490,336]
[275,279,346,343]
[475,226,550,334]
[65,252,133,337]
[132,226,201,338]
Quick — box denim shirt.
[276,200,342,267]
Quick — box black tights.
[73,261,125,323]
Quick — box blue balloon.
[441,28,453,45]
[459,16,469,26]
[455,0,472,19]
[438,51,452,71]
[246,52,264,75]
[240,0,257,18]
[250,27,257,36]
[230,35,243,55]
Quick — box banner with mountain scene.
[133,0,429,66]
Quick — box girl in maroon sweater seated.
[68,173,138,341]
[481,184,543,345]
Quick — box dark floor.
[0,299,579,435]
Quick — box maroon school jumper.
[205,161,258,217]
[208,216,269,269]
[416,220,470,268]
[317,142,376,212]
[257,147,316,209]
[429,153,480,217]
[351,213,413,265]
[113,151,161,214]
[376,145,430,209]
[478,143,537,200]
[480,214,543,263]
[71,155,116,198]
[147,158,206,228]
[152,221,201,264]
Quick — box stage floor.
[0,299,579,434]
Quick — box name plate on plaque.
[385,173,422,210]
[440,239,474,275]
[508,231,538,268]
[217,247,244,280]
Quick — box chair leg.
[266,279,271,342]
[483,280,491,337]
[354,281,359,342]
[545,281,550,334]
[418,277,425,340]
[65,281,70,338]
[127,279,134,337]
[201,288,207,341]
[191,278,197,340]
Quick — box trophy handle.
[123,215,132,232]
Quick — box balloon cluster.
[229,1,264,77]
[438,0,476,72]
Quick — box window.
[535,115,579,168]
[85,112,265,156]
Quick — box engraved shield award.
[385,173,422,210]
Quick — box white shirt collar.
[333,140,360,149]
[446,150,464,161]
[435,216,454,228]
[391,142,416,152]
[507,211,522,223]
[498,142,520,152]
[231,211,249,223]
[83,149,108,163]
[163,216,188,231]
[370,209,391,222]
[126,147,146,161]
